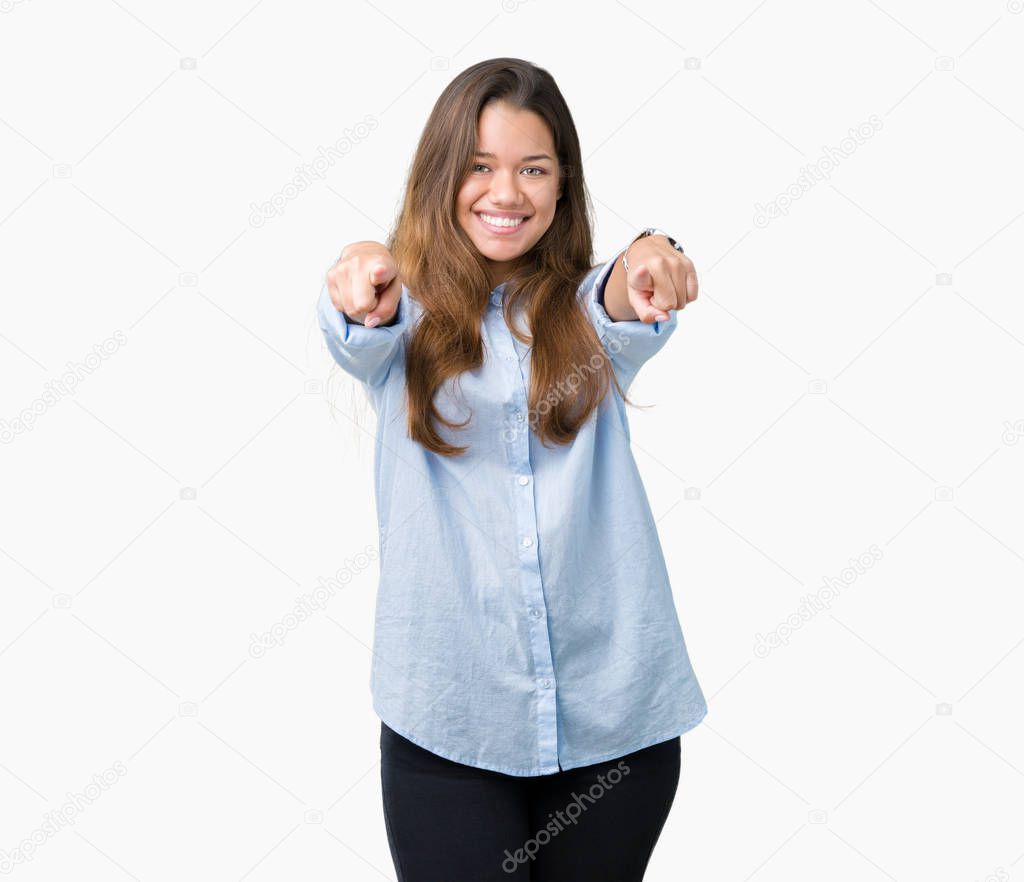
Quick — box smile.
[475,212,530,235]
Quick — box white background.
[1,1,1022,880]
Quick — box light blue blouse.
[317,242,707,776]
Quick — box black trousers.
[379,722,681,881]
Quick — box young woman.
[318,57,706,882]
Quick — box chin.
[482,243,527,261]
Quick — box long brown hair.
[386,57,634,456]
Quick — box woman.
[318,57,706,882]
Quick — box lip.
[475,211,531,236]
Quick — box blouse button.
[541,679,552,689]
[521,537,533,547]
[517,475,530,486]
[530,608,542,618]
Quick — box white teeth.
[479,213,525,228]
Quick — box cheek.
[456,182,478,212]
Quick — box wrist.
[622,228,683,273]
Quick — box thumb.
[629,264,654,292]
[628,265,669,323]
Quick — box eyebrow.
[473,151,554,162]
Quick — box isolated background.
[2,1,1023,879]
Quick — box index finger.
[365,273,402,327]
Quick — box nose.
[489,169,525,208]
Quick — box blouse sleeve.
[317,281,412,388]
[579,245,679,393]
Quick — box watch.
[622,227,684,272]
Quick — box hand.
[326,241,402,328]
[624,235,698,323]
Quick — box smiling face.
[455,100,563,289]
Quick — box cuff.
[585,246,678,344]
[317,282,411,346]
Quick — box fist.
[625,236,698,323]
[326,242,402,328]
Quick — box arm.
[600,244,645,322]
[602,232,695,323]
[317,281,411,388]
[581,246,679,393]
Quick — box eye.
[470,164,547,176]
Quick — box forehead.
[475,102,556,160]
